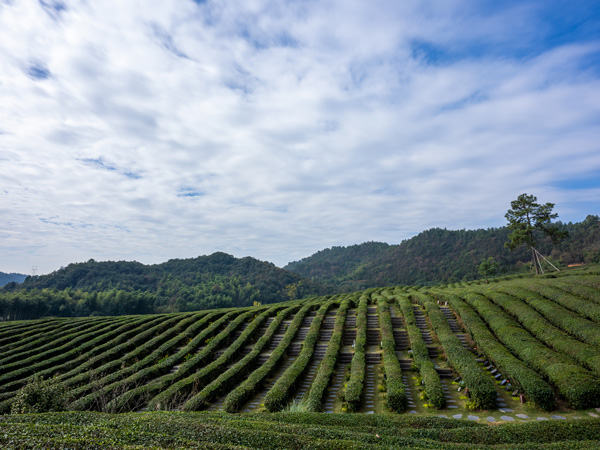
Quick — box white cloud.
[0,0,599,273]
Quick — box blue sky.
[1,0,599,274]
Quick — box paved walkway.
[436,407,600,422]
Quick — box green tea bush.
[145,310,258,411]
[10,376,66,414]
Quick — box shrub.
[11,376,66,414]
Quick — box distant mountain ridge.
[284,215,600,288]
[0,272,26,287]
[3,215,599,320]
[2,252,327,318]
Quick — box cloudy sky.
[1,0,599,274]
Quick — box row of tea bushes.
[376,292,407,411]
[479,289,600,377]
[498,285,600,347]
[461,292,600,409]
[263,299,336,411]
[434,292,556,411]
[146,310,260,411]
[415,293,496,409]
[344,293,368,412]
[181,305,299,411]
[305,297,352,412]
[222,303,313,413]
[396,292,445,409]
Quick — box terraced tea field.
[1,269,600,427]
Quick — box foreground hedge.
[2,411,600,450]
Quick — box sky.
[1,0,599,275]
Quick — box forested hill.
[1,252,326,320]
[0,272,26,287]
[285,215,600,289]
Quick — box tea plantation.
[1,266,600,449]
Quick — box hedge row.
[180,307,285,411]
[94,311,221,412]
[344,293,368,411]
[433,291,556,411]
[0,318,131,387]
[146,310,260,410]
[461,292,600,409]
[515,281,600,323]
[0,315,176,413]
[375,292,407,412]
[179,305,299,412]
[95,311,229,412]
[396,292,445,409]
[0,318,122,375]
[498,285,600,347]
[0,315,158,395]
[55,315,182,394]
[263,298,336,411]
[0,318,72,348]
[222,303,313,413]
[305,296,351,412]
[68,312,213,410]
[480,289,600,377]
[415,293,496,410]
[552,279,600,306]
[0,318,83,356]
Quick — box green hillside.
[0,271,26,287]
[0,252,327,320]
[285,215,600,288]
[2,266,600,447]
[1,267,600,415]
